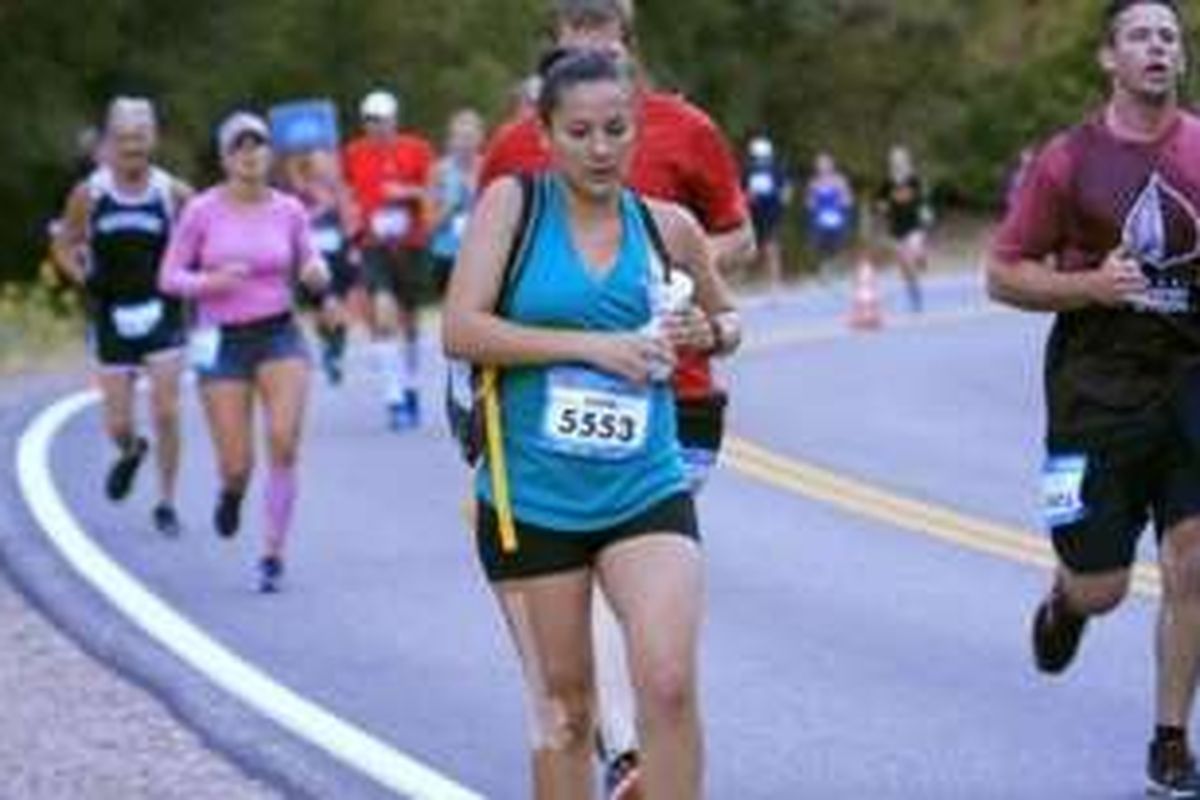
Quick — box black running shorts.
[1044,413,1200,574]
[477,492,700,582]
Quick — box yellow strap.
[482,367,518,553]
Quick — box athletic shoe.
[405,388,421,428]
[152,503,181,537]
[604,751,643,800]
[214,490,243,539]
[258,556,284,594]
[105,437,148,501]
[321,345,343,386]
[1031,585,1088,675]
[1148,738,1200,798]
[387,401,414,432]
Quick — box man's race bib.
[370,207,412,242]
[816,207,846,231]
[111,300,163,340]
[542,366,651,460]
[312,224,344,256]
[187,327,222,371]
[748,172,777,198]
[1042,455,1088,529]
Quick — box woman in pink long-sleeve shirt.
[160,111,328,593]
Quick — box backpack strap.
[634,194,675,282]
[496,173,544,315]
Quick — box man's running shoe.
[321,345,344,386]
[387,401,414,432]
[214,490,243,539]
[1148,738,1200,798]
[152,503,181,537]
[258,556,284,594]
[105,437,148,501]
[1031,585,1088,675]
[604,751,644,800]
[405,388,421,428]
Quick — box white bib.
[111,300,163,339]
[543,366,650,460]
[370,207,412,241]
[748,172,777,197]
[312,225,344,255]
[1042,455,1088,529]
[187,327,222,371]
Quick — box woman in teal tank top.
[444,50,739,799]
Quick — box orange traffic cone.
[848,257,884,331]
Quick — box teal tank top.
[477,177,687,532]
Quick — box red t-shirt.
[343,133,436,248]
[480,92,747,399]
[992,110,1200,438]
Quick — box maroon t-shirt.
[993,110,1200,440]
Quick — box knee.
[637,661,697,727]
[1162,522,1200,604]
[268,431,299,468]
[152,402,179,434]
[532,681,594,754]
[1063,574,1130,616]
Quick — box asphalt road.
[8,273,1167,799]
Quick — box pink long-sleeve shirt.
[159,187,315,326]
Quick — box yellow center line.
[724,306,1162,598]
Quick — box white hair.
[106,97,157,135]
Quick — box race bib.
[450,212,470,240]
[370,207,412,241]
[312,225,344,256]
[748,172,777,197]
[543,366,650,460]
[816,208,846,231]
[1042,455,1088,529]
[111,300,163,340]
[187,327,221,371]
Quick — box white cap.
[217,111,269,155]
[360,90,399,120]
[749,136,774,160]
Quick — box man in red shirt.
[479,2,754,796]
[989,2,1200,794]
[343,90,436,430]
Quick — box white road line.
[15,389,486,800]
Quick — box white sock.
[371,340,404,405]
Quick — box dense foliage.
[1,0,1195,279]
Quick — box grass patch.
[0,265,85,376]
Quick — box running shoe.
[152,503,181,537]
[1148,738,1200,798]
[105,437,148,501]
[321,344,343,386]
[405,388,421,427]
[258,556,284,594]
[214,490,243,539]
[1031,585,1088,675]
[604,751,644,800]
[387,401,414,432]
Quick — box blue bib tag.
[1042,455,1088,529]
[542,366,651,461]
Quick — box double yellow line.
[724,306,1162,598]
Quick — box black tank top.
[87,167,174,303]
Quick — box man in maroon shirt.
[479,2,753,797]
[989,2,1200,794]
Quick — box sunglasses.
[230,131,269,152]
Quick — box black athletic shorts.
[363,245,426,311]
[477,492,700,582]
[90,297,185,369]
[1044,410,1200,574]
